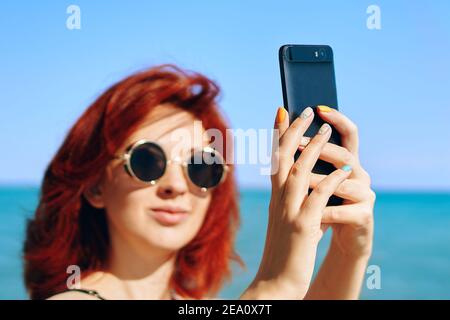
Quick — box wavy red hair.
[23,64,243,300]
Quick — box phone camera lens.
[319,48,326,60]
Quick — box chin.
[146,238,190,252]
[144,226,196,252]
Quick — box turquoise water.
[1,186,449,299]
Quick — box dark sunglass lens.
[129,143,166,182]
[188,151,225,188]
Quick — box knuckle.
[290,163,304,178]
[294,217,309,231]
[290,117,308,132]
[339,181,351,195]
[290,116,303,127]
[353,166,371,186]
[358,167,371,184]
[360,211,373,226]
[342,150,355,166]
[332,211,342,223]
[337,168,349,180]
[328,206,340,221]
[314,184,329,196]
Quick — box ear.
[83,184,105,209]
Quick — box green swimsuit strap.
[62,288,106,300]
[59,288,179,300]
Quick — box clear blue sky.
[0,1,449,190]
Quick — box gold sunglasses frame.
[115,139,229,192]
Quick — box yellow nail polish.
[317,105,332,113]
[276,107,286,123]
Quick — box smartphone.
[279,44,343,206]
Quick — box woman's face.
[93,104,213,253]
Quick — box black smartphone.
[279,44,343,206]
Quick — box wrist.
[328,241,372,265]
[329,236,373,262]
[240,277,308,300]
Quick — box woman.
[23,64,375,300]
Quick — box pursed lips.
[150,205,191,226]
[151,205,190,214]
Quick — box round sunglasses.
[114,139,229,192]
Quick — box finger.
[273,107,315,189]
[301,165,353,216]
[322,203,373,227]
[299,137,358,168]
[271,106,289,189]
[284,122,332,214]
[309,173,371,202]
[298,140,370,184]
[274,106,289,136]
[316,105,359,156]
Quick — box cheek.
[99,167,149,237]
[182,195,212,236]
[190,196,211,224]
[101,181,145,233]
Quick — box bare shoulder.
[47,291,100,300]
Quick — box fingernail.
[300,107,313,119]
[341,164,352,172]
[300,136,311,146]
[298,136,311,151]
[318,123,330,134]
[276,107,286,124]
[317,105,333,113]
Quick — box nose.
[156,159,189,198]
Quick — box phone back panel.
[279,44,343,206]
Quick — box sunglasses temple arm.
[114,154,130,162]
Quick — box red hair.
[23,64,243,299]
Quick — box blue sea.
[1,186,449,300]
